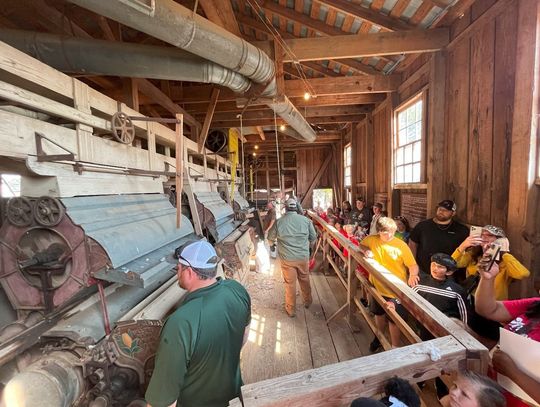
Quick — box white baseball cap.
[176,241,219,270]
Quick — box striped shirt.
[413,273,469,325]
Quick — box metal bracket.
[35,132,75,162]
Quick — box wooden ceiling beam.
[285,75,401,96]
[195,105,372,121]
[256,126,266,141]
[210,114,365,127]
[282,28,449,61]
[134,78,201,129]
[198,0,242,37]
[240,13,383,75]
[316,0,415,31]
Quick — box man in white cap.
[145,241,251,407]
[268,197,317,317]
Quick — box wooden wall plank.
[490,8,518,229]
[466,21,495,225]
[445,40,470,221]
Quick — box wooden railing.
[233,211,487,407]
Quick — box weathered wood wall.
[297,147,335,208]
[346,0,539,290]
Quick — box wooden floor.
[239,245,442,407]
[240,246,373,385]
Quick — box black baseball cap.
[437,199,457,212]
[431,253,457,271]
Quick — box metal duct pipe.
[63,0,317,142]
[0,29,318,142]
[65,0,274,84]
[0,29,251,93]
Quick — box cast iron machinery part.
[33,196,65,227]
[6,197,33,227]
[111,112,135,144]
[205,129,227,152]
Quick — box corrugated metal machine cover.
[194,191,234,225]
[232,194,250,210]
[61,194,194,269]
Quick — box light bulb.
[279,124,286,131]
[254,145,259,149]
[303,92,311,100]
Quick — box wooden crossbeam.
[317,0,415,31]
[134,78,201,129]
[211,114,366,127]
[256,126,266,141]
[198,0,242,37]
[198,87,220,152]
[286,75,401,97]
[282,29,449,61]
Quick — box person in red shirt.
[475,259,540,406]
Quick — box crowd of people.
[141,193,538,407]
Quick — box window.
[344,144,352,187]
[1,174,21,197]
[394,93,425,185]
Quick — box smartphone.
[470,225,482,237]
[483,243,501,271]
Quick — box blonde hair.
[376,217,397,233]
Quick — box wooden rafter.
[198,87,220,152]
[199,0,242,37]
[256,126,266,141]
[316,0,415,31]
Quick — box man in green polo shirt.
[268,198,317,317]
[145,241,251,407]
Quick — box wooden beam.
[198,0,242,37]
[242,13,382,75]
[316,0,416,31]
[256,126,266,141]
[297,62,341,78]
[211,115,366,127]
[300,153,332,205]
[134,78,201,129]
[426,52,446,216]
[197,105,372,121]
[274,40,285,96]
[121,78,139,111]
[97,16,118,41]
[282,29,449,61]
[285,75,401,97]
[198,88,220,152]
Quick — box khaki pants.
[280,259,312,314]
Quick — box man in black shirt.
[413,253,468,337]
[408,199,468,275]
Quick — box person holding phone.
[452,225,530,344]
[475,260,540,407]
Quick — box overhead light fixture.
[279,124,286,131]
[254,145,259,150]
[253,152,257,156]
[303,92,311,101]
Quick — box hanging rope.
[273,109,283,192]
[238,113,246,198]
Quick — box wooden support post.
[266,155,270,202]
[147,122,156,171]
[198,87,220,152]
[365,113,375,204]
[427,51,447,215]
[347,256,359,327]
[350,123,359,198]
[274,40,285,98]
[72,79,93,163]
[122,78,139,111]
[175,113,183,229]
[506,0,540,290]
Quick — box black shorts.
[369,296,407,320]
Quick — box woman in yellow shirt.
[452,225,530,344]
[452,225,529,301]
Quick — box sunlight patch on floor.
[248,314,266,346]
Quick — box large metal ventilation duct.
[63,0,317,142]
[65,0,274,84]
[0,30,250,93]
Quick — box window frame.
[344,143,352,188]
[392,91,427,187]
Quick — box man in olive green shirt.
[268,198,317,317]
[145,241,251,407]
